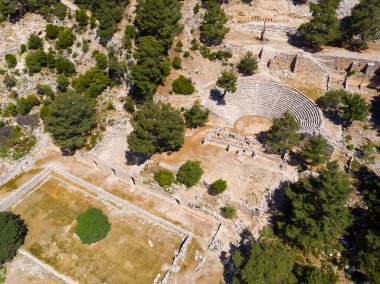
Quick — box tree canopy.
[302,134,330,166]
[0,212,28,265]
[200,0,229,46]
[217,70,237,95]
[276,162,353,251]
[176,160,203,188]
[184,101,210,128]
[264,111,300,153]
[127,103,185,155]
[76,208,111,244]
[237,51,258,76]
[43,92,97,153]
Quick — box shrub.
[3,74,16,89]
[36,84,54,98]
[211,179,227,194]
[172,56,182,70]
[25,50,47,74]
[56,75,69,92]
[154,169,175,187]
[95,52,108,70]
[5,54,17,68]
[17,95,40,115]
[55,57,76,76]
[56,29,75,49]
[20,44,27,54]
[45,24,60,40]
[123,97,135,113]
[177,160,203,188]
[172,75,195,95]
[82,40,89,53]
[221,205,237,219]
[75,208,111,244]
[75,9,89,28]
[27,33,43,50]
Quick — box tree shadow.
[210,89,226,105]
[220,229,254,283]
[125,151,149,165]
[286,33,323,54]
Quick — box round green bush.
[211,179,227,194]
[76,208,111,244]
[154,169,174,187]
[221,205,237,219]
[172,75,195,95]
[176,160,203,188]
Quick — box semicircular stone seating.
[202,77,323,134]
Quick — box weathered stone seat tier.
[202,77,322,134]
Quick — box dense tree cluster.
[317,89,370,124]
[297,0,380,51]
[127,103,185,155]
[72,67,111,98]
[43,92,97,153]
[0,0,67,22]
[200,0,229,46]
[130,0,182,99]
[0,212,28,265]
[134,0,182,51]
[74,0,129,45]
[130,36,171,99]
[276,162,352,251]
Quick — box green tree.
[0,212,28,265]
[27,33,43,50]
[216,69,237,95]
[108,56,127,84]
[75,9,89,28]
[72,67,111,98]
[130,36,171,99]
[5,54,17,68]
[94,52,108,70]
[25,49,47,74]
[184,101,210,128]
[56,29,75,49]
[56,74,69,92]
[123,96,135,113]
[237,51,258,76]
[172,75,195,95]
[295,265,338,284]
[134,0,182,50]
[221,204,237,219]
[302,134,330,166]
[43,92,97,152]
[17,95,40,115]
[316,89,347,109]
[172,56,182,70]
[55,56,76,76]
[277,162,353,251]
[340,93,369,124]
[36,84,54,98]
[154,169,175,187]
[232,238,296,283]
[297,0,341,49]
[344,0,380,51]
[264,111,300,153]
[76,208,111,244]
[200,0,229,46]
[45,24,60,40]
[360,140,376,164]
[176,160,203,188]
[211,178,227,194]
[127,103,185,155]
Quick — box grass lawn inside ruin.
[12,175,183,284]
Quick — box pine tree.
[216,70,237,95]
[302,134,329,166]
[237,51,258,76]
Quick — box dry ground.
[12,174,184,284]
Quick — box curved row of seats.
[202,77,322,134]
